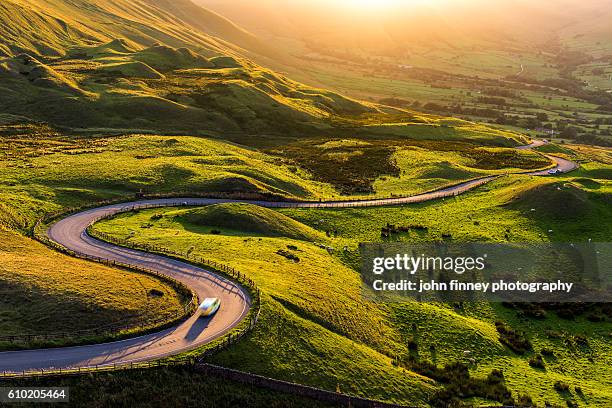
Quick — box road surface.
[0,140,577,374]
[517,140,578,175]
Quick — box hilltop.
[0,0,270,59]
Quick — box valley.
[0,0,610,407]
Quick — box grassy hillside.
[0,132,340,232]
[0,47,374,136]
[6,366,335,408]
[92,207,436,405]
[207,0,612,148]
[269,136,545,195]
[90,166,611,406]
[0,0,536,145]
[0,131,331,349]
[0,228,187,349]
[0,0,379,136]
[0,0,257,59]
[176,203,322,241]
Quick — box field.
[90,160,612,406]
[269,137,548,195]
[0,131,334,349]
[1,129,537,233]
[245,20,612,148]
[91,204,434,404]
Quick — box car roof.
[199,298,219,307]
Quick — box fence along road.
[0,143,577,374]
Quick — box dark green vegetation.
[271,138,549,194]
[3,366,334,408]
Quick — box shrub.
[276,249,300,263]
[495,321,532,354]
[586,313,605,322]
[554,381,570,392]
[541,348,555,357]
[528,354,545,369]
[516,394,534,407]
[573,334,589,346]
[149,289,164,297]
[402,360,514,407]
[210,229,221,235]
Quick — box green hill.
[0,0,528,147]
[0,0,258,59]
[174,203,322,240]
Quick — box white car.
[548,169,560,175]
[199,298,221,317]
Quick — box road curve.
[0,140,578,374]
[0,202,252,373]
[517,140,579,176]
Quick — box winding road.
[0,141,577,374]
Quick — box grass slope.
[92,208,435,404]
[6,366,335,408]
[0,133,338,231]
[0,0,531,145]
[0,132,331,349]
[1,0,249,58]
[0,229,186,349]
[176,203,322,241]
[279,175,611,406]
[271,137,547,195]
[90,164,611,406]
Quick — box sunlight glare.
[340,0,443,14]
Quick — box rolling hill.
[0,0,529,147]
[0,0,376,138]
[0,0,269,58]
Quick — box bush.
[573,334,589,346]
[554,381,570,392]
[517,394,534,407]
[495,321,532,354]
[276,249,300,263]
[528,354,545,369]
[400,360,514,407]
[149,289,164,297]
[541,348,555,357]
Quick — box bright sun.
[352,0,400,9]
[346,0,440,12]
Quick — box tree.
[561,126,579,139]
